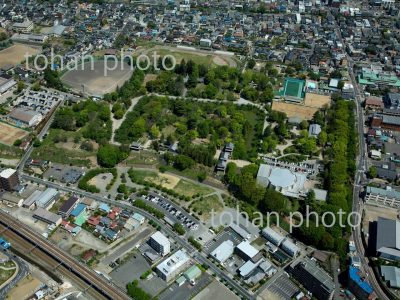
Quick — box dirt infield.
[0,44,41,69]
[272,92,331,120]
[0,122,28,145]
[61,60,133,97]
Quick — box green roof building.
[183,265,202,281]
[358,71,400,88]
[74,210,89,226]
[277,77,306,103]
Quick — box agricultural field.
[0,43,41,69]
[0,122,29,146]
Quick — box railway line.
[0,211,130,300]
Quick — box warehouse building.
[22,190,42,209]
[365,186,400,209]
[149,231,171,256]
[9,108,42,127]
[210,240,234,263]
[380,266,400,289]
[0,76,17,95]
[235,241,260,262]
[262,226,285,246]
[156,250,190,281]
[281,239,299,257]
[374,217,400,261]
[286,257,335,300]
[36,188,59,209]
[33,207,62,226]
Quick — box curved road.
[0,251,29,299]
[21,174,254,300]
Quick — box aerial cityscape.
[0,0,399,299]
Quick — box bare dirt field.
[0,122,29,146]
[88,173,113,193]
[61,60,133,97]
[272,102,320,120]
[362,204,398,229]
[6,275,42,300]
[304,93,331,108]
[0,44,41,69]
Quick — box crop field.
[61,60,133,97]
[0,44,41,69]
[0,122,29,145]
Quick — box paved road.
[0,251,29,299]
[331,11,390,300]
[20,174,254,300]
[0,211,130,300]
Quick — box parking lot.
[141,193,199,231]
[261,273,299,300]
[110,252,167,295]
[158,273,212,300]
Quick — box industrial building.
[286,257,335,300]
[262,226,285,246]
[149,231,171,256]
[0,76,17,95]
[365,186,400,209]
[156,250,190,281]
[348,266,375,300]
[9,108,43,127]
[36,188,59,209]
[210,240,234,263]
[33,207,62,226]
[0,168,20,192]
[22,190,42,209]
[374,217,400,261]
[235,241,260,262]
[256,164,307,198]
[281,239,299,257]
[380,266,400,289]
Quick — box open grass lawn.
[190,194,223,219]
[147,48,214,66]
[31,129,96,167]
[126,151,160,166]
[174,179,214,198]
[0,261,16,285]
[0,143,23,159]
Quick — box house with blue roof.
[70,203,86,218]
[99,203,111,213]
[348,266,374,300]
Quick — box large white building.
[262,226,285,246]
[156,250,190,281]
[256,164,307,198]
[365,186,400,209]
[210,240,234,263]
[149,231,171,256]
[9,108,43,127]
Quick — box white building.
[262,227,285,246]
[0,77,17,94]
[156,250,190,281]
[9,108,43,127]
[210,240,234,263]
[149,231,171,256]
[281,239,299,257]
[256,164,307,198]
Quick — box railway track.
[0,211,130,300]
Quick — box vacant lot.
[6,275,42,300]
[174,179,214,197]
[190,194,223,219]
[272,101,321,120]
[61,60,133,97]
[304,92,331,108]
[0,122,29,146]
[0,44,41,69]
